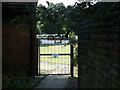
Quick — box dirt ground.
[66,77,78,88]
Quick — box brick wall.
[78,2,120,88]
[2,2,38,75]
[2,25,30,75]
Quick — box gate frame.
[37,38,74,76]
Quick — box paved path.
[34,75,70,89]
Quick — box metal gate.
[37,34,73,76]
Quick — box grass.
[39,44,78,76]
[39,44,70,65]
[40,55,70,65]
[40,44,70,54]
[40,63,58,71]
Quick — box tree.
[36,2,81,39]
[36,2,67,35]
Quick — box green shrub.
[3,75,30,88]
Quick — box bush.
[3,74,30,88]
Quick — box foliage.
[2,73,44,88]
[73,44,78,66]
[68,31,78,67]
[2,74,30,88]
[10,7,37,32]
[69,31,77,44]
[36,2,67,34]
[73,2,119,23]
[36,2,88,35]
[10,2,119,34]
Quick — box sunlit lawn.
[39,44,70,65]
[40,63,58,71]
[40,55,70,65]
[39,44,78,77]
[40,44,70,54]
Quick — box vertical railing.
[37,34,72,75]
[38,38,40,74]
[71,44,74,78]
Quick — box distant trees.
[36,1,93,36]
[36,2,66,35]
[36,1,82,36]
[37,1,118,40]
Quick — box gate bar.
[71,44,74,78]
[40,54,71,55]
[38,39,40,74]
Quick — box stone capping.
[0,0,38,2]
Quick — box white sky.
[37,0,78,7]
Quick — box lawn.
[40,55,70,65]
[40,63,58,71]
[40,44,70,54]
[39,44,71,65]
[39,44,78,77]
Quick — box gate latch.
[52,54,59,58]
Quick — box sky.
[37,0,78,7]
